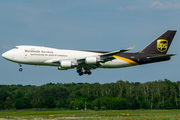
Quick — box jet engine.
[60,61,72,68]
[85,57,98,64]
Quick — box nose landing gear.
[19,64,23,72]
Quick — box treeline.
[0,79,180,110]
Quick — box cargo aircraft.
[2,30,176,76]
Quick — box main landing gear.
[77,68,92,76]
[19,64,23,72]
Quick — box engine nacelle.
[85,57,98,64]
[60,61,72,68]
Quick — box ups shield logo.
[157,39,168,52]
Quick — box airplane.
[2,30,176,76]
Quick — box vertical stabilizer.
[139,30,176,54]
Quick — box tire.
[19,68,23,72]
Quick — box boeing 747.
[2,30,176,76]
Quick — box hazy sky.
[0,0,180,85]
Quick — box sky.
[0,0,180,85]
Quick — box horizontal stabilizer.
[147,54,176,59]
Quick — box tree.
[111,98,120,109]
[94,106,98,111]
[57,99,68,108]
[0,89,12,102]
[132,99,140,109]
[14,97,31,109]
[43,96,56,108]
[73,99,84,110]
[91,98,100,109]
[119,98,129,109]
[163,99,173,109]
[0,100,4,109]
[100,98,108,108]
[4,97,13,110]
[13,91,24,102]
[78,101,84,110]
[69,101,74,110]
[0,79,180,110]
[31,94,43,109]
[101,106,106,110]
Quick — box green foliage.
[163,99,173,109]
[0,89,12,102]
[0,79,180,110]
[43,96,56,108]
[31,95,43,109]
[0,100,4,109]
[57,99,68,108]
[73,99,84,110]
[132,99,140,109]
[69,101,74,110]
[119,98,129,109]
[94,106,98,111]
[111,98,120,110]
[140,101,150,109]
[92,98,100,109]
[101,106,106,110]
[4,97,13,110]
[13,91,24,102]
[14,97,32,109]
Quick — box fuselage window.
[14,47,18,49]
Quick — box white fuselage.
[2,46,134,69]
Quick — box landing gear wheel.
[79,72,84,76]
[19,64,23,72]
[84,70,91,75]
[87,71,91,75]
[77,69,81,73]
[77,68,91,76]
[19,68,23,72]
[84,71,88,74]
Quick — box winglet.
[100,45,136,57]
[126,45,136,51]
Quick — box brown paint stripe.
[113,55,138,65]
[85,51,138,65]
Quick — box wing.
[76,45,136,69]
[47,45,135,70]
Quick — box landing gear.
[19,68,23,72]
[84,70,91,75]
[79,72,84,76]
[77,68,84,76]
[19,64,23,72]
[77,68,92,76]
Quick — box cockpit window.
[14,47,18,49]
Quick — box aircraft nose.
[2,52,7,58]
[2,53,5,58]
[2,51,13,60]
